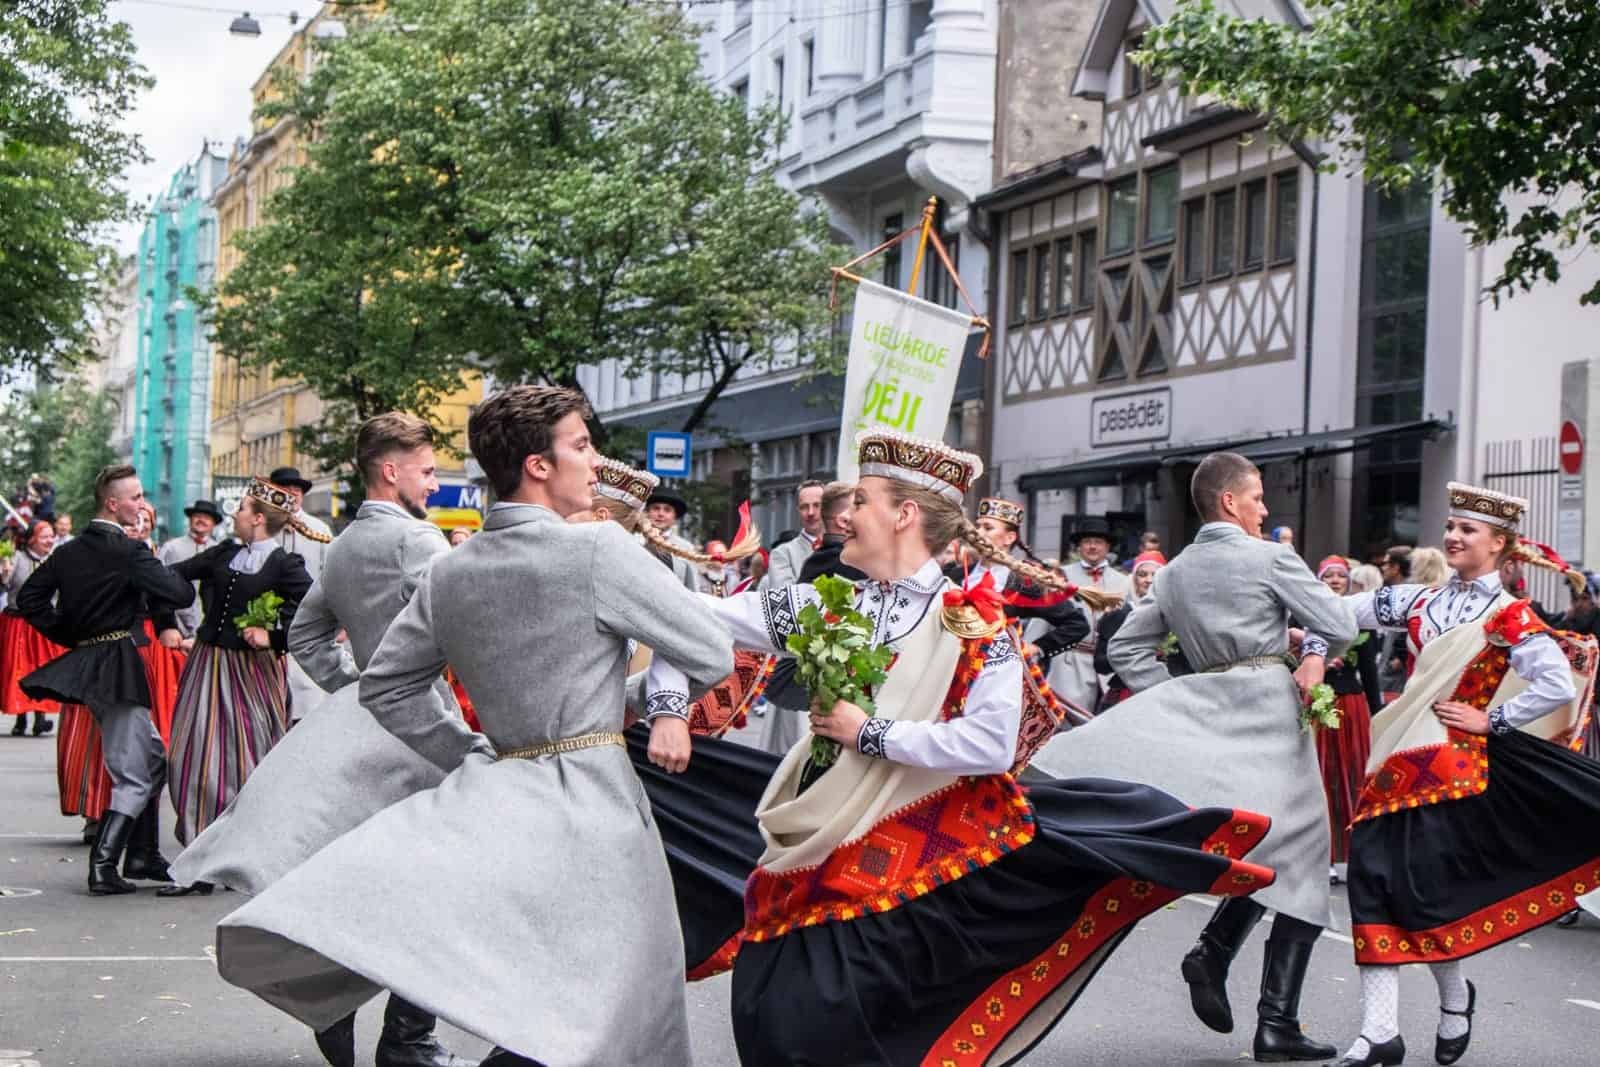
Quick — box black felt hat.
[268,466,313,493]
[1068,516,1113,545]
[184,499,224,523]
[646,489,688,519]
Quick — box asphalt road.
[2,729,1597,1066]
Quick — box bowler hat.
[268,466,313,493]
[1068,516,1113,545]
[646,489,688,519]
[184,499,224,523]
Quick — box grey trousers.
[88,702,165,817]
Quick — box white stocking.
[1343,965,1401,1060]
[1430,960,1470,1039]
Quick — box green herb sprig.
[785,574,895,768]
[233,590,285,632]
[1301,682,1342,733]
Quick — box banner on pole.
[835,278,972,482]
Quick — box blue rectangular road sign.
[646,432,693,479]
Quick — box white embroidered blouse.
[1351,570,1575,732]
[645,558,1024,775]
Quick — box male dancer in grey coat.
[171,415,473,1067]
[1034,452,1355,1062]
[214,386,734,1067]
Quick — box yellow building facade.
[208,5,481,522]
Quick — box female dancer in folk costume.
[1328,483,1600,1067]
[161,478,313,884]
[641,430,1278,1066]
[1313,556,1383,878]
[4,520,64,736]
[1094,551,1175,711]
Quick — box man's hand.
[1434,700,1491,736]
[157,628,183,649]
[647,715,692,773]
[1292,654,1326,703]
[242,626,272,651]
[810,698,869,747]
[180,637,195,653]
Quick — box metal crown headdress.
[1447,481,1527,531]
[855,429,982,504]
[594,456,659,514]
[977,497,1024,528]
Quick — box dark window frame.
[1179,197,1207,287]
[1271,170,1299,265]
[1008,247,1030,326]
[1242,178,1269,270]
[1105,177,1140,259]
[1123,35,1145,98]
[1031,242,1053,320]
[1209,188,1237,279]
[1052,237,1075,315]
[1076,228,1099,310]
[1144,164,1179,248]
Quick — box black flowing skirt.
[628,728,1275,1066]
[1349,729,1600,965]
[22,641,152,710]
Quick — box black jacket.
[171,541,313,654]
[798,534,865,584]
[17,520,195,708]
[1326,628,1385,710]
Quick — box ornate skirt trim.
[1353,856,1600,964]
[740,774,1037,946]
[688,651,776,737]
[685,932,741,982]
[1351,643,1505,825]
[922,809,1275,1067]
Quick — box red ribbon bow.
[943,570,1006,625]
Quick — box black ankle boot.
[1254,937,1337,1061]
[479,1050,542,1066]
[1181,897,1265,1033]
[313,1012,356,1067]
[122,797,173,882]
[88,812,138,895]
[1328,1034,1405,1067]
[1435,979,1475,1065]
[376,995,478,1067]
[31,712,53,736]
[10,714,25,736]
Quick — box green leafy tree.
[208,0,845,469]
[1142,0,1600,304]
[0,1,151,373]
[0,376,116,520]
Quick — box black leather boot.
[376,995,478,1067]
[1181,896,1265,1033]
[1254,937,1337,1062]
[479,1050,543,1067]
[87,811,138,895]
[10,714,24,736]
[313,1012,356,1067]
[31,712,53,736]
[122,796,173,882]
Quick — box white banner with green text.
[835,278,970,481]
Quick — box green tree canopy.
[205,0,847,480]
[0,0,151,374]
[1142,0,1600,304]
[0,375,117,523]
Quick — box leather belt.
[76,630,131,648]
[1199,654,1288,674]
[496,731,625,761]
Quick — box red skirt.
[447,669,480,732]
[56,704,113,819]
[1315,692,1372,863]
[0,612,64,716]
[138,620,188,746]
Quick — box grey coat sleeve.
[286,581,358,694]
[1272,546,1357,660]
[359,573,495,773]
[592,524,734,703]
[765,539,803,591]
[1107,580,1175,693]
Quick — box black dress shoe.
[376,994,478,1067]
[1435,980,1474,1065]
[10,715,25,736]
[1556,909,1580,927]
[31,713,53,736]
[156,881,214,897]
[479,1050,543,1067]
[1327,1035,1405,1067]
[313,1013,356,1067]
[87,812,138,896]
[1182,896,1266,1033]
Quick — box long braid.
[1513,540,1586,597]
[638,520,763,567]
[959,520,1122,611]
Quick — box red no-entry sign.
[1560,420,1584,475]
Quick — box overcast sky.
[111,0,307,250]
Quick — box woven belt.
[495,731,626,761]
[76,630,131,648]
[1200,654,1288,674]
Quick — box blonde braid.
[958,520,1122,611]
[638,520,763,567]
[1513,541,1587,598]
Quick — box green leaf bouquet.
[1300,682,1342,733]
[785,574,896,768]
[233,590,286,633]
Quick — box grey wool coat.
[216,504,735,1066]
[171,502,457,893]
[1032,522,1356,926]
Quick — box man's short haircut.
[797,479,826,496]
[468,386,593,499]
[1190,452,1260,521]
[357,412,434,484]
[1385,545,1413,578]
[94,464,138,509]
[821,481,854,524]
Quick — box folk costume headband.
[1316,555,1351,580]
[1447,481,1527,531]
[977,497,1024,528]
[594,456,658,514]
[246,476,333,544]
[856,429,981,504]
[1132,550,1167,572]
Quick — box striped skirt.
[56,704,113,819]
[0,612,64,716]
[168,644,289,846]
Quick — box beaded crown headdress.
[246,477,297,515]
[1447,482,1527,531]
[594,456,658,513]
[977,497,1024,528]
[856,429,982,504]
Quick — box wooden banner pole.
[905,196,938,297]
